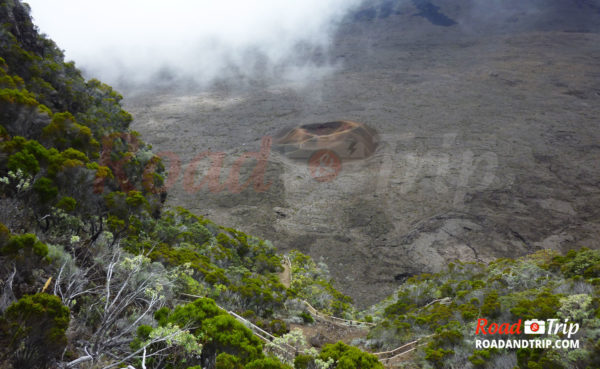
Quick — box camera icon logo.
[524,319,546,334]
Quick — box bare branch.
[0,263,17,313]
[100,331,182,369]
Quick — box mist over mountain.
[26,0,600,90]
[26,0,363,88]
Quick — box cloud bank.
[26,0,363,88]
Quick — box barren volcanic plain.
[124,0,600,306]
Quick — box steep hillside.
[362,249,600,368]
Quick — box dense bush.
[245,357,292,369]
[319,342,384,369]
[159,298,264,367]
[0,232,47,258]
[0,293,70,369]
[216,353,243,369]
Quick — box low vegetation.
[364,249,600,368]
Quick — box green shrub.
[216,353,243,369]
[559,249,600,279]
[468,349,498,367]
[459,302,479,320]
[424,347,454,369]
[516,348,566,369]
[166,298,224,330]
[55,196,76,212]
[299,311,314,324]
[203,314,264,364]
[510,290,561,320]
[60,147,89,163]
[384,301,412,317]
[126,190,148,208]
[294,354,312,369]
[1,293,70,369]
[245,357,291,369]
[7,150,40,174]
[1,233,48,258]
[417,303,455,328]
[439,281,455,297]
[269,319,288,336]
[166,298,264,365]
[153,307,170,326]
[33,177,58,203]
[435,324,463,345]
[135,324,153,340]
[481,290,501,318]
[319,342,384,369]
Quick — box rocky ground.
[124,0,600,307]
